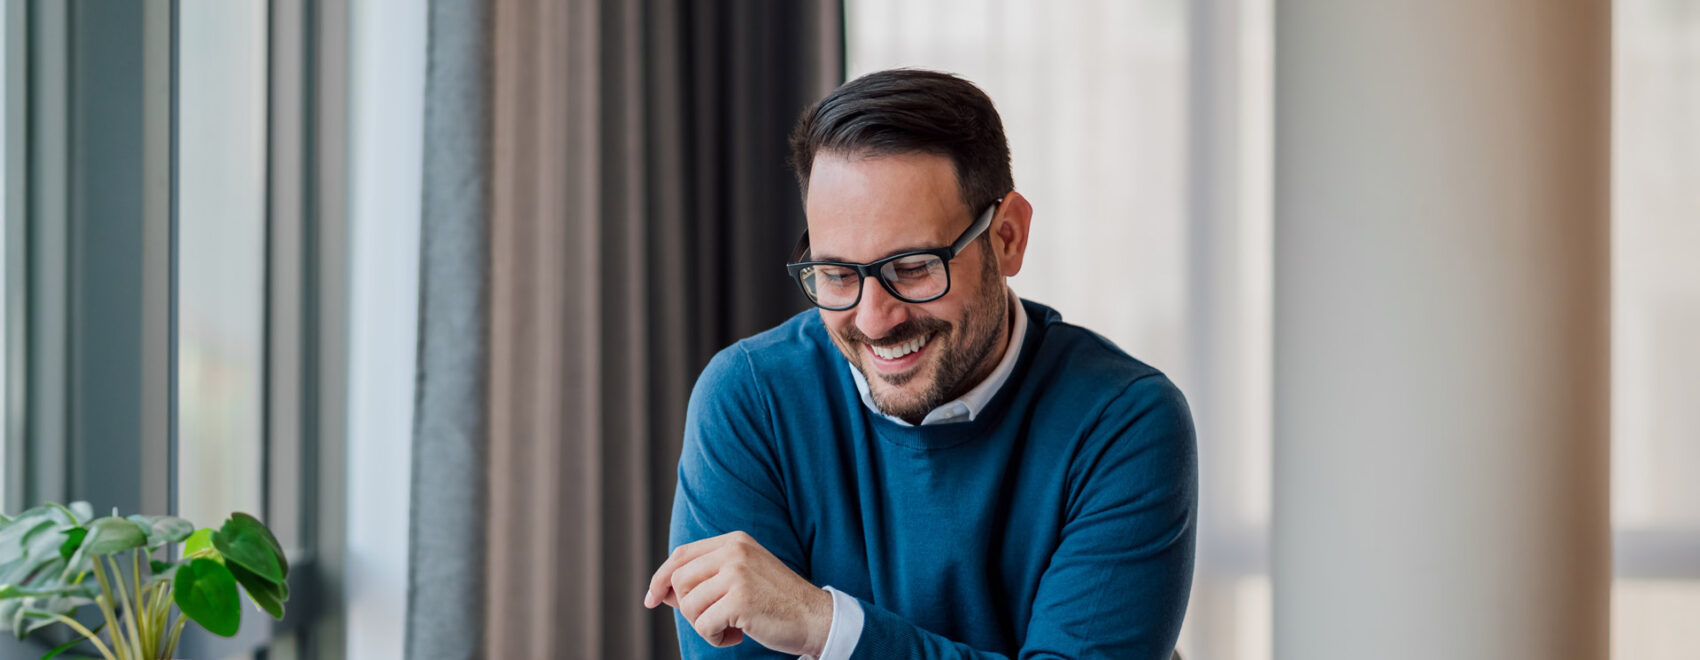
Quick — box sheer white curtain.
[847,2,1272,658]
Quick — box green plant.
[0,502,290,660]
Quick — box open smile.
[865,333,932,373]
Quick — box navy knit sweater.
[670,299,1197,659]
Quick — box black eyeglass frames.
[783,199,1002,311]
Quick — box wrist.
[805,586,835,657]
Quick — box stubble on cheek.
[829,316,952,414]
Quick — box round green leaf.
[60,517,144,582]
[240,512,288,576]
[4,520,67,580]
[0,511,45,549]
[127,515,194,548]
[80,517,146,556]
[227,513,287,576]
[57,528,87,561]
[147,559,181,585]
[211,513,285,585]
[226,561,286,620]
[183,528,217,559]
[173,558,241,637]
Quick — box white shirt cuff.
[800,586,863,660]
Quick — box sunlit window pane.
[851,0,1190,370]
[1613,0,1700,533]
[176,0,267,531]
[1612,2,1699,658]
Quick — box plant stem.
[105,555,143,660]
[132,552,149,660]
[149,580,171,652]
[160,590,172,649]
[163,614,188,660]
[47,613,119,660]
[136,584,151,659]
[89,558,129,660]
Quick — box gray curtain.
[407,1,493,660]
[474,1,842,659]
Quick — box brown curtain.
[484,2,842,658]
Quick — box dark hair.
[788,69,1014,215]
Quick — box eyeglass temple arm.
[950,198,1004,255]
[788,229,811,264]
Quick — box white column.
[1272,2,1611,659]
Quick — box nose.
[853,278,911,341]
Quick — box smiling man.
[646,69,1197,660]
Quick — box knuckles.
[725,533,759,559]
[722,560,750,581]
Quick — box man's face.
[804,151,1010,423]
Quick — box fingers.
[646,531,759,609]
[659,567,749,649]
[677,571,733,623]
[645,535,725,608]
[641,531,824,655]
[692,591,749,648]
[665,548,727,610]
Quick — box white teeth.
[871,334,930,360]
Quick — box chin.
[869,379,936,419]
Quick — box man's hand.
[645,531,833,655]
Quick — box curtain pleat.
[485,1,841,658]
[408,1,493,659]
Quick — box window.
[1,1,344,657]
[853,1,1700,658]
[847,1,1273,658]
[1611,2,1700,658]
[176,0,268,541]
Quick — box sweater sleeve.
[850,375,1198,660]
[669,346,811,659]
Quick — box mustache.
[837,317,951,348]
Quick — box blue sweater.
[671,299,1197,659]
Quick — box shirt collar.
[849,290,1028,427]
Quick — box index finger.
[645,533,732,608]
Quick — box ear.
[988,191,1033,277]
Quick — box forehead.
[803,151,966,263]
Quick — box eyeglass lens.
[799,254,950,308]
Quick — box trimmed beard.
[833,245,1009,423]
